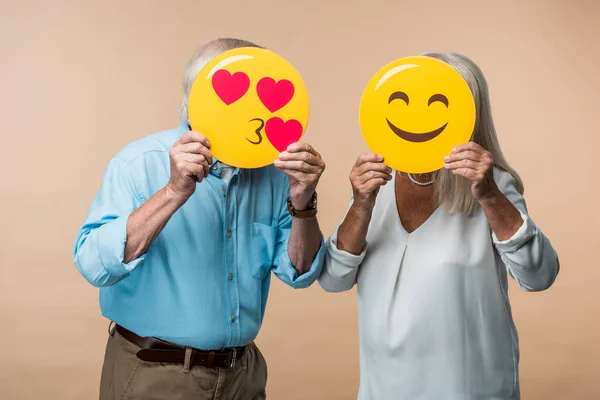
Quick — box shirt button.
[231,316,236,323]
[221,189,226,196]
[226,230,232,237]
[228,273,233,281]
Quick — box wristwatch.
[287,192,318,218]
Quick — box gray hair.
[421,52,524,215]
[180,38,263,122]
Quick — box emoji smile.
[386,120,448,143]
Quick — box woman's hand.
[444,142,500,201]
[349,153,393,210]
[336,153,391,255]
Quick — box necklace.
[407,173,435,186]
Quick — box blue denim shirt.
[73,122,325,349]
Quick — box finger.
[274,160,322,174]
[451,142,484,155]
[200,163,209,179]
[444,159,480,171]
[356,171,393,186]
[177,131,211,148]
[354,153,384,168]
[174,153,209,178]
[444,149,482,164]
[361,178,388,192]
[184,162,207,180]
[177,153,210,166]
[278,151,324,167]
[176,142,213,161]
[356,162,392,177]
[451,168,478,181]
[275,168,307,182]
[286,142,318,156]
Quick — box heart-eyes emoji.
[188,47,310,169]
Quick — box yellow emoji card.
[359,56,476,173]
[188,47,310,169]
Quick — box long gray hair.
[422,52,524,215]
[179,38,263,122]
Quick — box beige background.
[1,0,599,398]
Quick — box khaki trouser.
[99,328,268,400]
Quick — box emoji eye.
[388,91,409,105]
[428,94,448,107]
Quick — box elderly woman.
[319,53,559,400]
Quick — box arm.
[287,211,322,274]
[336,202,374,254]
[122,186,187,263]
[271,142,327,288]
[73,131,212,287]
[487,170,559,291]
[318,202,371,293]
[73,156,145,287]
[271,201,326,289]
[478,185,523,241]
[274,142,327,276]
[318,153,392,293]
[123,131,212,262]
[445,143,559,292]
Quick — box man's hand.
[443,142,499,201]
[166,131,212,201]
[349,153,392,211]
[274,142,326,210]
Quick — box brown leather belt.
[115,324,246,369]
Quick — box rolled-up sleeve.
[318,226,366,293]
[73,156,146,287]
[493,170,560,292]
[268,173,325,289]
[273,227,325,289]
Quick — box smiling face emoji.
[359,56,476,173]
[188,47,310,169]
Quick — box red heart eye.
[211,70,250,105]
[257,77,295,112]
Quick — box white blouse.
[319,169,559,400]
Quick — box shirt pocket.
[250,222,279,280]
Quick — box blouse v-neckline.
[390,171,441,237]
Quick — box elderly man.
[73,38,326,400]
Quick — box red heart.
[265,117,303,151]
[211,69,250,105]
[257,77,295,113]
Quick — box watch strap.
[287,192,318,218]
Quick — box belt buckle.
[230,348,237,368]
